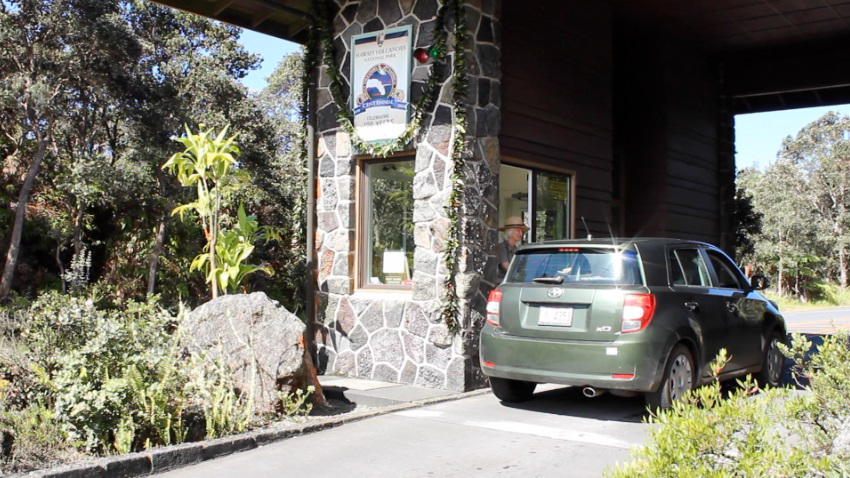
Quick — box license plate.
[538,307,574,327]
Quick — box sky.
[234,28,849,172]
[735,105,850,171]
[238,29,300,92]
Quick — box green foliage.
[734,187,762,260]
[183,355,253,439]
[1,290,321,472]
[738,112,850,300]
[0,398,82,474]
[165,126,272,297]
[608,341,850,477]
[1,0,303,309]
[781,333,850,469]
[277,385,315,420]
[20,292,183,452]
[209,205,275,294]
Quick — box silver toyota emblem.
[547,288,563,299]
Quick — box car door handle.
[684,301,699,312]
[726,302,738,314]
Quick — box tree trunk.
[147,169,172,296]
[73,205,84,256]
[210,191,220,298]
[147,208,169,295]
[56,241,66,293]
[0,130,50,300]
[840,245,848,289]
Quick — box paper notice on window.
[549,178,568,201]
[383,250,407,274]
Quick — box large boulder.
[835,419,850,457]
[184,292,324,413]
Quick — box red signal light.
[486,289,502,327]
[621,294,656,333]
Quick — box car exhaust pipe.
[582,387,606,398]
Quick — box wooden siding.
[500,0,614,237]
[614,29,723,244]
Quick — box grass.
[763,283,850,311]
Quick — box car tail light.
[621,293,656,333]
[486,289,502,327]
[612,373,634,380]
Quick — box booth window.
[360,157,415,289]
[499,164,573,242]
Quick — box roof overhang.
[614,0,850,113]
[152,0,312,44]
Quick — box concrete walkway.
[319,375,458,407]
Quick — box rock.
[834,419,850,456]
[185,292,325,413]
[415,365,445,388]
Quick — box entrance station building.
[156,0,850,391]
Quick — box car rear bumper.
[479,324,667,392]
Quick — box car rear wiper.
[533,276,564,284]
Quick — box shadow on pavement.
[500,385,649,423]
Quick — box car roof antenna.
[581,217,592,241]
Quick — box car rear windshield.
[507,248,643,285]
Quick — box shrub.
[18,292,186,453]
[782,333,850,471]
[606,346,847,478]
[1,290,318,472]
[0,399,82,474]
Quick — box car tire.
[489,377,537,402]
[755,331,785,388]
[645,344,694,411]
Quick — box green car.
[479,238,786,409]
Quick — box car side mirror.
[751,274,770,291]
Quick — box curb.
[17,388,491,477]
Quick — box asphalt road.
[158,385,650,478]
[782,306,850,334]
[156,307,850,478]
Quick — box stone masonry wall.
[312,0,501,391]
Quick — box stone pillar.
[313,0,501,391]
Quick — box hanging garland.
[309,0,468,332]
[311,0,449,157]
[438,0,468,334]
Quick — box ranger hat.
[499,216,529,232]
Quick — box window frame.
[704,248,747,291]
[355,154,416,292]
[501,157,577,242]
[666,246,713,288]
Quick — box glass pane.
[707,251,742,289]
[364,159,414,287]
[534,171,570,242]
[668,250,686,285]
[498,164,531,236]
[674,249,711,287]
[508,248,643,286]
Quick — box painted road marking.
[459,419,636,449]
[395,409,637,450]
[394,409,445,418]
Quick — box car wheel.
[756,331,785,388]
[645,345,694,411]
[489,377,537,402]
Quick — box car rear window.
[507,248,643,285]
